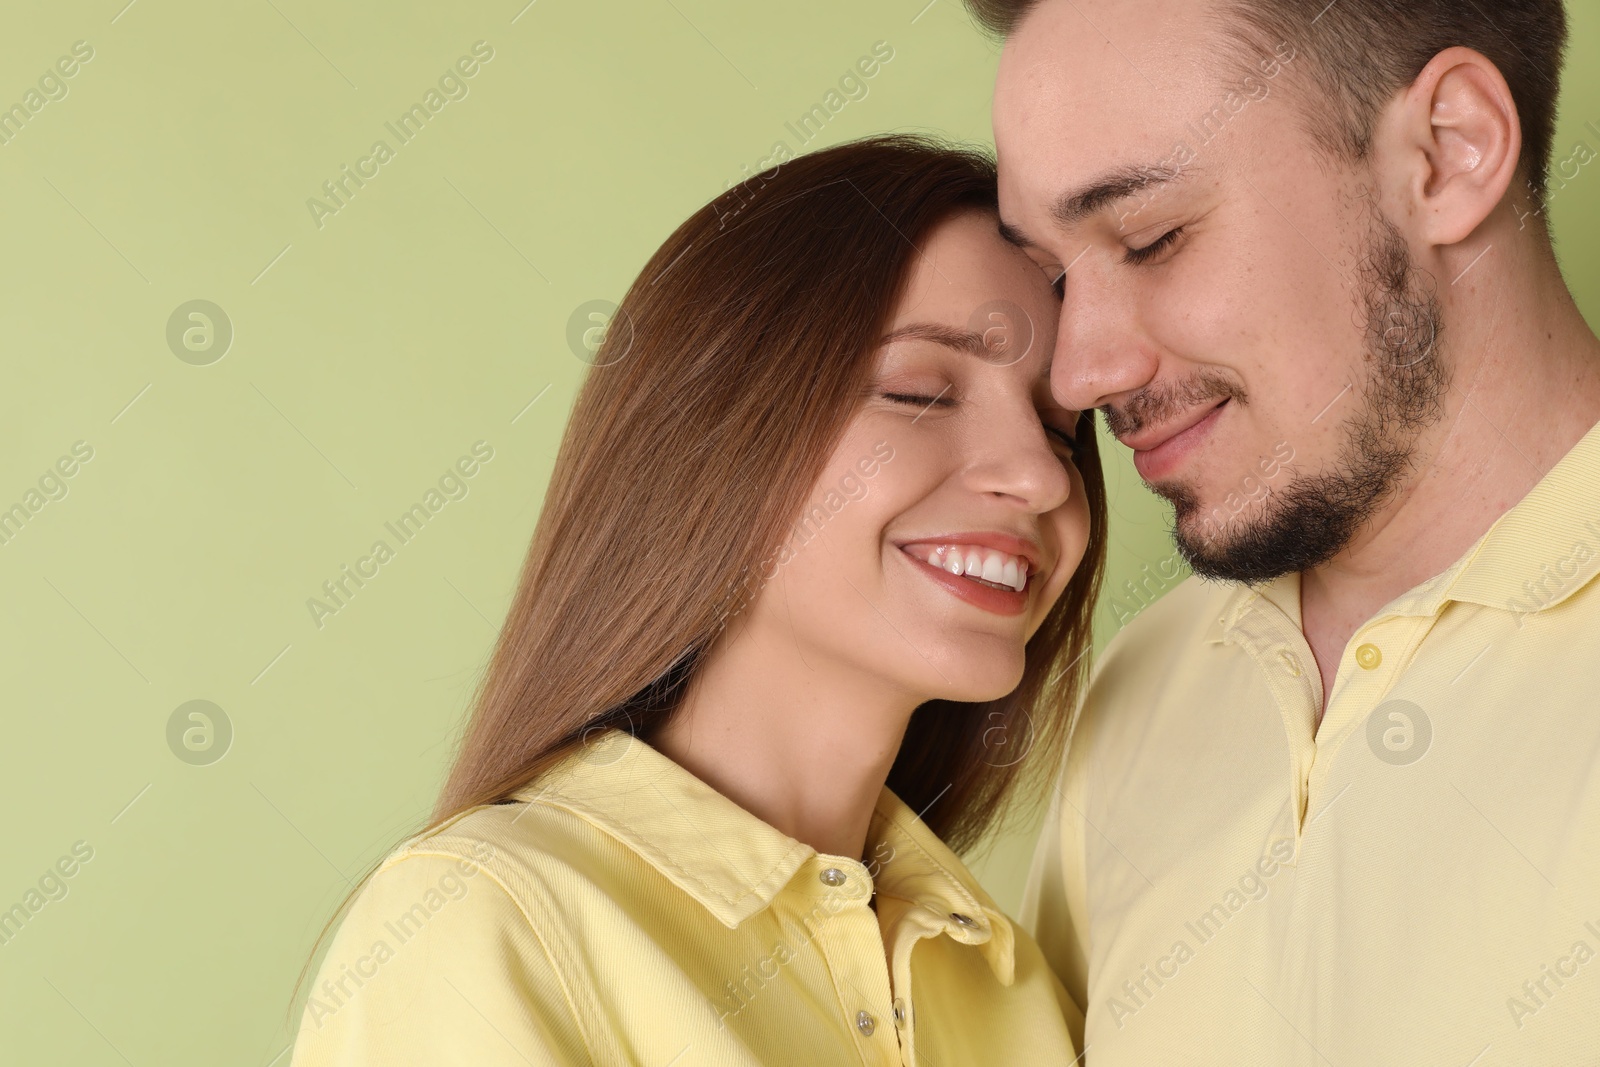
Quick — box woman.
[287,133,1106,1066]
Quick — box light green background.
[1,1,1596,1063]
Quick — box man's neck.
[1300,243,1600,724]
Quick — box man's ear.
[1374,46,1521,248]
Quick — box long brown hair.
[288,132,1107,1025]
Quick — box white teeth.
[909,544,1031,593]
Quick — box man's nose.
[1049,252,1160,414]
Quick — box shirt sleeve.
[289,850,593,1067]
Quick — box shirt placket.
[881,903,993,1067]
[1309,613,1435,800]
[793,856,901,1065]
[1227,604,1320,848]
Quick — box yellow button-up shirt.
[1023,416,1600,1065]
[290,728,1078,1066]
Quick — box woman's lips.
[899,547,1029,617]
[1131,399,1228,482]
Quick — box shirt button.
[892,998,907,1028]
[1277,649,1302,676]
[856,1009,876,1036]
[950,912,981,930]
[1355,643,1382,670]
[819,867,847,887]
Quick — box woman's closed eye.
[880,390,953,410]
[881,392,1082,462]
[1049,426,1084,461]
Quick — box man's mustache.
[1100,369,1249,440]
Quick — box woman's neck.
[651,656,916,861]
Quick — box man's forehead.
[999,0,1228,62]
[992,4,1269,235]
[992,93,1188,225]
[992,0,1239,126]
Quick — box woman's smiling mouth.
[895,534,1043,617]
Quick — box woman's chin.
[916,653,1028,704]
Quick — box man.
[971,0,1600,1062]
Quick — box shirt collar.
[511,728,1014,984]
[511,729,814,928]
[1434,415,1600,615]
[867,788,1017,985]
[1206,415,1600,642]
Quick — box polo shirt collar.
[1205,415,1600,642]
[511,728,1016,984]
[1435,415,1600,615]
[511,728,814,928]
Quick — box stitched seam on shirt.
[869,811,1019,984]
[1229,587,1263,631]
[1456,549,1600,615]
[529,790,811,918]
[795,911,880,1067]
[383,801,503,857]
[873,810,987,918]
[399,845,615,1067]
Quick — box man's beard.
[1145,203,1451,585]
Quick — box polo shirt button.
[856,1009,876,1036]
[1355,643,1382,670]
[950,911,981,930]
[892,998,907,1028]
[820,867,847,887]
[1277,650,1302,676]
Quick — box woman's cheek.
[1046,487,1091,598]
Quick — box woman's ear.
[1372,45,1522,248]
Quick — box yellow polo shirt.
[289,728,1079,1066]
[1023,415,1600,1065]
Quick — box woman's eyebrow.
[878,322,990,353]
[878,321,1053,381]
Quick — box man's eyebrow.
[877,321,1052,381]
[998,162,1190,249]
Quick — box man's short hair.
[967,0,1568,205]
